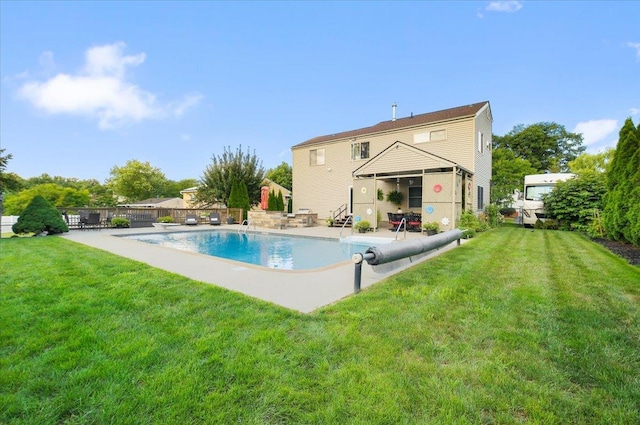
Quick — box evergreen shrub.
[12,195,68,235]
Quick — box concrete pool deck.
[62,224,466,313]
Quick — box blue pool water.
[121,230,381,270]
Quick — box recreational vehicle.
[522,173,575,227]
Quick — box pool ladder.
[239,219,255,233]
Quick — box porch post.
[452,166,457,229]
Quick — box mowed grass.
[1,226,639,424]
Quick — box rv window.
[525,185,553,201]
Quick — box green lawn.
[1,226,639,424]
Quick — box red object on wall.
[433,184,442,193]
[260,186,269,210]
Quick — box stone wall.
[248,211,317,229]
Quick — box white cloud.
[630,107,640,115]
[486,1,523,13]
[573,119,618,146]
[172,93,203,117]
[180,134,191,142]
[628,42,640,61]
[17,42,200,130]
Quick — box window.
[408,186,422,208]
[310,148,325,166]
[478,132,484,153]
[351,141,370,160]
[525,185,554,201]
[477,186,484,210]
[413,129,447,144]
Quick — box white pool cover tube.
[357,229,463,266]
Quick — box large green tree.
[2,183,91,215]
[493,122,585,173]
[107,160,169,203]
[164,179,199,198]
[602,118,640,243]
[568,149,615,175]
[490,147,537,205]
[198,146,265,207]
[266,162,292,190]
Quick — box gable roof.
[353,141,470,177]
[293,101,490,148]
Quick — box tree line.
[0,146,292,216]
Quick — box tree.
[0,148,14,230]
[227,179,251,220]
[490,147,537,205]
[543,172,607,231]
[197,146,265,207]
[266,162,292,190]
[107,160,168,203]
[493,122,585,173]
[3,183,91,215]
[622,121,640,246]
[12,195,68,235]
[602,118,640,243]
[568,149,615,175]
[163,179,199,198]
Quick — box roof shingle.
[293,101,489,148]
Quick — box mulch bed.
[593,238,640,266]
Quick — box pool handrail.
[239,219,255,233]
[394,217,407,240]
[339,215,353,239]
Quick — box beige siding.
[292,104,492,220]
[473,104,493,211]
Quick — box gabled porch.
[350,141,474,231]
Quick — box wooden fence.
[57,207,244,229]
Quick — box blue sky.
[1,1,638,182]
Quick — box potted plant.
[354,220,370,233]
[326,217,335,227]
[422,221,440,236]
[386,190,404,209]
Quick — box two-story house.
[291,101,492,231]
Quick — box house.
[180,179,291,211]
[257,178,292,211]
[291,101,492,231]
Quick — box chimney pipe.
[392,102,397,121]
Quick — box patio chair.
[81,212,102,230]
[185,214,198,225]
[407,213,422,232]
[387,212,403,231]
[209,212,221,225]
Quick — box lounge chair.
[209,212,221,225]
[185,214,198,225]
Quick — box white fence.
[1,216,19,234]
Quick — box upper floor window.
[414,129,447,144]
[477,132,484,153]
[351,141,370,160]
[310,148,325,166]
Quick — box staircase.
[329,204,351,227]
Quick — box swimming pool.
[121,230,388,270]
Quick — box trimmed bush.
[12,195,68,235]
[111,217,130,228]
[158,216,174,223]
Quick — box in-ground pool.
[121,230,390,270]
